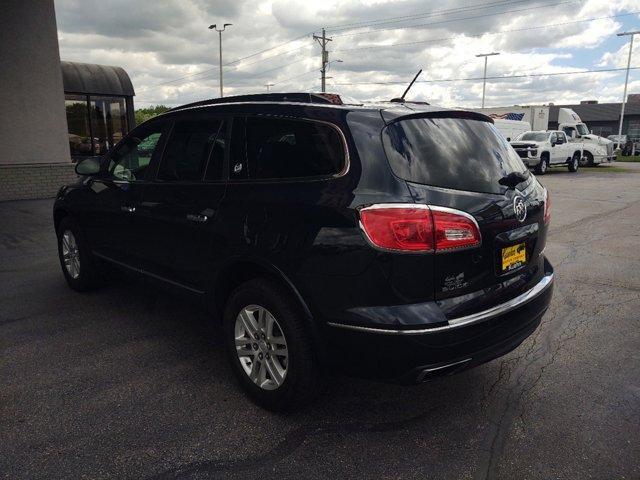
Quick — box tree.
[135,105,170,125]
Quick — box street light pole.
[615,31,639,150]
[476,52,500,108]
[209,23,233,98]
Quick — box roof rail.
[167,92,342,112]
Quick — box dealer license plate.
[502,243,526,272]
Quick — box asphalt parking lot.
[2,162,640,480]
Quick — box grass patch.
[616,155,640,162]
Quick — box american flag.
[489,112,526,121]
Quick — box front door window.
[108,124,164,181]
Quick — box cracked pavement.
[2,163,640,479]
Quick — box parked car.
[54,93,554,411]
[510,130,582,174]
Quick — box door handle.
[121,205,136,213]
[186,213,209,223]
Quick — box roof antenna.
[390,69,422,103]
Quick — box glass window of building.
[90,96,128,155]
[65,95,93,156]
[61,62,136,159]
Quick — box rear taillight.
[544,189,551,224]
[359,204,481,252]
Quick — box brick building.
[0,1,135,201]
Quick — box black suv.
[54,93,554,411]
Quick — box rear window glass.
[382,117,527,194]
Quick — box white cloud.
[54,0,640,107]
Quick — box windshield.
[518,132,549,142]
[576,123,589,136]
[382,117,527,194]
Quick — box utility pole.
[209,23,233,98]
[313,28,332,92]
[616,31,639,150]
[476,52,500,108]
[265,83,275,92]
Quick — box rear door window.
[243,117,344,180]
[382,117,527,194]
[158,120,223,182]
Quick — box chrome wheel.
[61,230,80,279]
[235,305,288,390]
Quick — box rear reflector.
[359,205,481,252]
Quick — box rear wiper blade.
[499,171,529,189]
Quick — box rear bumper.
[325,260,554,382]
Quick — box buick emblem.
[513,195,527,223]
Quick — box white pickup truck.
[477,106,615,166]
[510,130,582,174]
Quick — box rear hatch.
[381,112,549,319]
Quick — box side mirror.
[550,140,556,147]
[75,157,102,176]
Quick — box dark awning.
[61,61,135,96]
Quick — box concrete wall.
[0,0,70,168]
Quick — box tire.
[568,152,580,172]
[535,155,549,175]
[223,278,321,411]
[580,151,594,167]
[56,217,102,292]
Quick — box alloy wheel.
[234,305,289,390]
[61,230,80,279]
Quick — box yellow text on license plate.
[502,243,526,272]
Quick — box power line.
[145,33,314,89]
[223,31,315,66]
[325,0,528,32]
[334,12,639,53]
[271,67,321,86]
[330,0,579,38]
[332,67,640,86]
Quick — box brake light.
[359,206,434,251]
[359,205,481,252]
[544,189,551,224]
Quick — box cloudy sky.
[55,0,640,108]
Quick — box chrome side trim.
[327,272,553,335]
[93,252,205,295]
[416,358,472,382]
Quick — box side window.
[557,132,566,144]
[204,121,228,181]
[245,117,344,180]
[229,117,247,180]
[550,132,557,144]
[108,124,164,181]
[158,120,223,182]
[563,127,575,139]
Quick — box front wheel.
[568,152,580,172]
[56,217,102,291]
[535,156,549,175]
[223,278,322,411]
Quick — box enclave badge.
[513,195,527,223]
